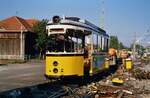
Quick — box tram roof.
[47,16,108,37]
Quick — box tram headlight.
[52,16,60,24]
[53,61,58,66]
[53,68,58,73]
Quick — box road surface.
[0,60,47,92]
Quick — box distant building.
[0,16,38,60]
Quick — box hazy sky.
[0,0,150,47]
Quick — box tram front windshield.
[47,34,84,53]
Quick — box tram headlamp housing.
[53,61,58,66]
[53,68,58,73]
[52,16,60,24]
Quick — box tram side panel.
[92,54,106,72]
[87,32,109,74]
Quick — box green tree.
[109,36,119,49]
[118,42,124,49]
[33,19,49,59]
[109,36,125,49]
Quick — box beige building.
[0,16,38,60]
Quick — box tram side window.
[98,35,102,52]
[102,37,108,52]
[93,34,98,53]
[101,36,105,51]
[106,38,109,51]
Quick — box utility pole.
[15,11,19,16]
[100,0,105,29]
[133,32,137,60]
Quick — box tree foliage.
[109,36,119,49]
[109,36,125,49]
[33,19,49,59]
[118,42,124,49]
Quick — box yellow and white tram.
[45,16,109,79]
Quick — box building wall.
[0,32,22,59]
[0,32,37,60]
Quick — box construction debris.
[69,60,150,98]
[132,68,150,79]
[132,60,150,79]
[112,78,124,85]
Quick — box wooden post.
[20,25,24,60]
